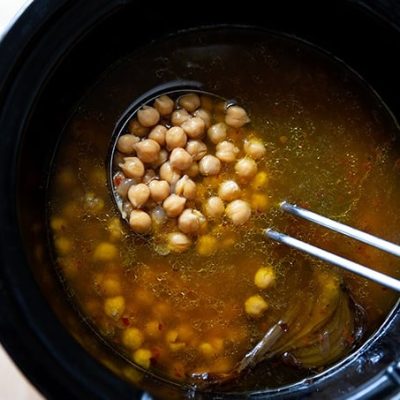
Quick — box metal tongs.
[266,202,400,292]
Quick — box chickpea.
[129,210,152,233]
[199,342,215,358]
[133,348,152,369]
[235,157,258,181]
[251,171,269,190]
[225,105,250,128]
[128,183,150,208]
[128,119,149,137]
[148,125,167,146]
[167,232,192,253]
[175,175,196,199]
[159,161,181,185]
[216,141,239,163]
[181,117,206,139]
[55,237,72,255]
[108,218,123,241]
[149,180,170,202]
[119,157,145,179]
[178,209,203,234]
[244,295,268,317]
[185,162,199,178]
[207,122,227,144]
[165,126,187,150]
[185,140,207,161]
[143,169,156,184]
[194,108,211,128]
[104,295,125,319]
[196,235,217,256]
[171,109,190,126]
[151,148,168,169]
[51,217,65,232]
[244,138,266,160]
[163,194,186,217]
[203,196,225,219]
[154,95,174,116]
[254,266,276,289]
[134,139,160,163]
[170,148,193,171]
[218,180,241,201]
[137,105,160,127]
[117,134,139,154]
[199,155,221,176]
[226,199,251,225]
[145,321,161,337]
[101,275,121,296]
[251,193,269,211]
[122,327,144,350]
[178,93,201,112]
[93,242,118,261]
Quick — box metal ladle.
[107,80,226,221]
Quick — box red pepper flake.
[121,317,130,327]
[150,347,161,363]
[158,323,163,331]
[113,172,124,187]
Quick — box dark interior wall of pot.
[2,0,400,399]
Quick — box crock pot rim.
[1,1,400,399]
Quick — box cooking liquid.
[49,28,400,390]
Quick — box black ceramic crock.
[1,1,400,399]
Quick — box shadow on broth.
[47,27,400,393]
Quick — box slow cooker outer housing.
[1,0,400,399]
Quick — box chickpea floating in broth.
[175,175,196,199]
[178,209,201,234]
[244,138,266,160]
[235,157,258,181]
[207,122,227,144]
[163,194,186,218]
[154,95,174,116]
[181,117,206,139]
[135,139,160,163]
[165,126,187,150]
[199,155,221,176]
[178,93,201,112]
[128,183,150,208]
[149,180,170,202]
[148,125,167,146]
[129,210,152,234]
[216,141,239,163]
[186,140,207,161]
[225,105,250,128]
[171,109,190,126]
[119,157,144,179]
[117,134,139,154]
[137,105,160,127]
[226,199,251,225]
[128,119,149,137]
[167,232,192,253]
[204,196,224,219]
[159,161,181,185]
[113,92,264,249]
[194,108,211,128]
[170,148,193,171]
[218,180,241,201]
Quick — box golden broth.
[49,28,400,391]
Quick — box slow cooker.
[1,0,400,398]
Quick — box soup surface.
[49,28,400,391]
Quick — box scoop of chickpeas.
[113,92,267,253]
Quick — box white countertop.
[1,2,44,399]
